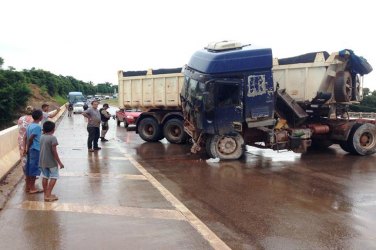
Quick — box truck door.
[212,80,243,135]
[244,72,274,123]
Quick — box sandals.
[28,189,44,194]
[44,195,59,202]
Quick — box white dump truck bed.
[272,51,363,103]
[117,68,184,109]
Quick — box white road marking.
[19,201,185,221]
[59,156,130,160]
[123,152,231,250]
[60,172,146,180]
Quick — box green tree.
[0,57,4,69]
[363,88,370,96]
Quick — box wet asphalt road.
[125,130,376,248]
[1,107,376,249]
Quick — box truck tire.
[334,71,352,102]
[339,141,353,153]
[209,133,245,160]
[117,119,121,126]
[124,121,129,128]
[346,123,376,155]
[163,119,187,144]
[138,117,162,142]
[205,135,216,158]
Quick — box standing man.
[41,103,61,124]
[99,103,112,142]
[82,100,101,152]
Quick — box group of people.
[17,104,64,202]
[16,101,112,202]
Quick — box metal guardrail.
[348,112,376,119]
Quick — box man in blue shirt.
[25,109,43,194]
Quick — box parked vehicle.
[181,41,374,159]
[117,68,187,143]
[73,102,85,114]
[68,92,85,104]
[116,108,142,127]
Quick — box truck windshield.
[184,78,205,103]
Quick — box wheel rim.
[144,124,154,136]
[169,125,181,138]
[217,137,238,155]
[344,75,352,101]
[359,132,375,149]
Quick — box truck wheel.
[205,135,216,158]
[339,142,353,153]
[347,123,376,155]
[210,133,244,160]
[334,71,352,102]
[117,119,121,126]
[163,119,187,144]
[124,121,129,128]
[138,117,162,142]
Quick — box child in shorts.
[39,121,64,202]
[25,110,44,193]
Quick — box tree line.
[350,88,376,112]
[0,57,117,129]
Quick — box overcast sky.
[1,0,375,90]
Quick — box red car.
[116,108,142,128]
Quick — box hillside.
[26,84,61,111]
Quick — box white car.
[73,102,85,114]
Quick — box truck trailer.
[117,68,187,144]
[181,41,375,160]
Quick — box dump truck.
[117,68,187,143]
[181,41,375,160]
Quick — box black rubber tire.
[334,71,352,102]
[347,123,376,155]
[117,119,121,126]
[163,119,187,144]
[339,141,353,153]
[209,133,245,160]
[205,135,215,158]
[310,139,333,150]
[138,117,162,142]
[124,121,128,128]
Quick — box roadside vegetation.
[350,88,376,112]
[0,56,117,129]
[101,98,118,107]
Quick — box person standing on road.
[41,103,61,124]
[67,102,73,117]
[99,103,112,142]
[39,121,64,202]
[25,109,44,194]
[82,100,101,152]
[17,106,34,192]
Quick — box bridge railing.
[0,105,66,181]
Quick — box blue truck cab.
[182,42,276,159]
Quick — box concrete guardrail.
[0,105,66,181]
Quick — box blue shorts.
[40,167,59,179]
[25,149,41,177]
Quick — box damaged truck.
[181,41,375,160]
[117,68,187,144]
